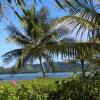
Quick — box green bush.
[48,74,100,100]
[0,78,57,100]
[0,75,100,100]
[0,84,18,100]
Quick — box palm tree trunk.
[39,57,46,78]
[46,61,52,72]
[80,59,85,77]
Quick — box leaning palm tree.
[2,5,70,78]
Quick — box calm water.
[0,72,73,80]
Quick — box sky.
[0,0,67,67]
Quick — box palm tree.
[52,0,100,76]
[2,4,70,78]
[59,40,100,76]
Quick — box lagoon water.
[0,72,73,80]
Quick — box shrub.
[48,74,100,100]
[0,78,57,100]
[1,75,100,100]
[0,84,18,100]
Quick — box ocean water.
[0,72,74,80]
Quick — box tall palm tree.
[2,4,70,78]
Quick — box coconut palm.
[52,0,100,76]
[59,40,100,76]
[2,4,71,78]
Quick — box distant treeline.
[0,62,88,74]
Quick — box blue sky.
[0,0,67,67]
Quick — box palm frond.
[7,25,31,45]
[53,15,100,39]
[34,0,42,5]
[37,6,50,23]
[46,41,100,59]
[2,48,22,63]
[54,0,100,39]
[7,0,26,6]
[55,0,97,14]
[0,1,4,20]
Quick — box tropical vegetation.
[0,78,57,100]
[0,0,100,100]
[1,0,99,77]
[0,74,100,100]
[48,73,100,100]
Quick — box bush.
[0,78,57,100]
[48,74,100,100]
[1,74,100,100]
